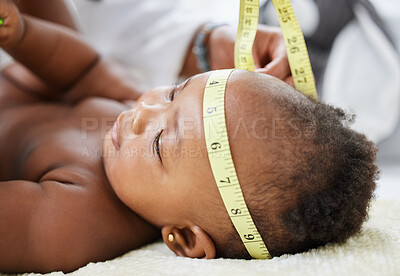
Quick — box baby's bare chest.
[0,97,126,182]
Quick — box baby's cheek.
[103,146,132,197]
[116,150,153,188]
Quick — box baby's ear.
[161,225,216,259]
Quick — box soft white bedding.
[12,199,399,276]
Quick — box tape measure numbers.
[234,0,318,98]
[203,69,271,259]
[234,0,260,71]
[204,0,317,259]
[271,0,317,98]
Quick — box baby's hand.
[0,0,24,49]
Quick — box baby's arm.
[0,0,142,103]
[13,0,76,30]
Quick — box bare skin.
[0,2,158,273]
[0,71,160,273]
[0,0,292,273]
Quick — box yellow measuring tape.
[204,0,318,259]
[235,0,318,99]
[271,0,317,98]
[234,0,260,71]
[203,69,271,259]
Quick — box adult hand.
[208,24,293,86]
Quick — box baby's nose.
[132,102,165,135]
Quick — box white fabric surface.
[10,199,399,276]
[0,49,12,71]
[376,162,400,200]
[69,0,241,90]
[70,0,204,90]
[322,0,400,144]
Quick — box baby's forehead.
[225,71,278,125]
[225,70,278,104]
[223,70,298,160]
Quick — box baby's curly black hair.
[218,81,379,258]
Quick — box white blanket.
[12,199,399,276]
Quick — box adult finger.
[255,56,290,81]
[284,75,294,87]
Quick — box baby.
[0,0,378,273]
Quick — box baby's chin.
[102,128,139,198]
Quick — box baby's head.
[103,70,378,259]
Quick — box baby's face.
[103,71,221,227]
[102,70,277,230]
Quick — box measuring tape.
[204,0,318,259]
[235,0,318,99]
[203,69,271,259]
[234,0,260,71]
[271,0,317,98]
